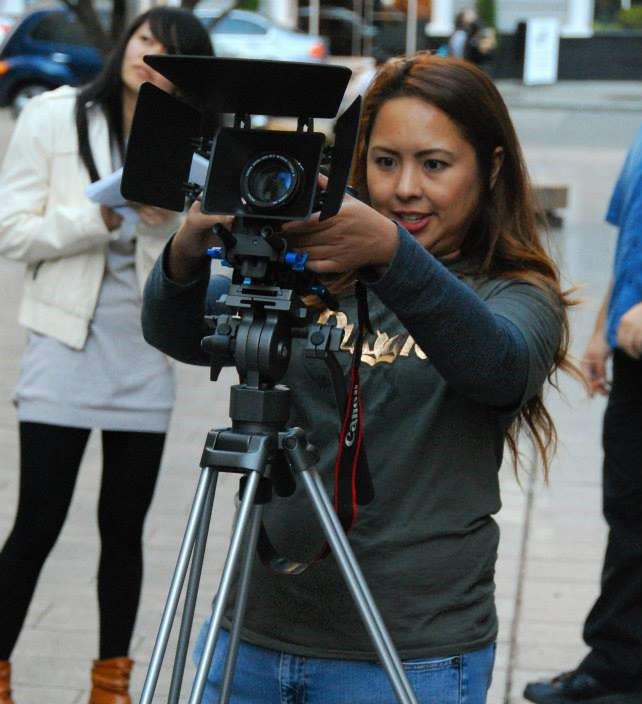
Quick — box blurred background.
[0,0,640,117]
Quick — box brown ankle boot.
[0,661,14,704]
[88,657,133,704]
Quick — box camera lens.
[241,153,302,210]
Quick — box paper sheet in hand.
[85,167,139,223]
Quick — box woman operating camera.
[142,54,574,704]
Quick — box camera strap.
[333,280,375,524]
[257,281,374,575]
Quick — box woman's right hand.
[580,330,610,397]
[100,205,124,232]
[281,176,398,275]
[168,199,233,283]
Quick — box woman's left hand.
[281,177,398,274]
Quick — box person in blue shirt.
[524,125,642,703]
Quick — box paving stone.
[522,557,603,584]
[520,579,602,624]
[9,685,86,704]
[515,620,586,647]
[488,667,508,704]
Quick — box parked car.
[0,6,103,116]
[0,5,327,117]
[198,8,327,63]
[297,6,378,56]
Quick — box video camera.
[121,56,361,290]
[122,56,361,385]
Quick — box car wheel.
[11,82,51,118]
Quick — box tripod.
[138,281,419,704]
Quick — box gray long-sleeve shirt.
[142,226,562,659]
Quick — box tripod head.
[201,274,343,389]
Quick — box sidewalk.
[0,93,628,703]
[334,55,642,112]
[496,79,642,112]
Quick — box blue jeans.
[193,623,495,704]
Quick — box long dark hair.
[350,53,578,476]
[75,7,213,182]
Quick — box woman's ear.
[490,146,504,189]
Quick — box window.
[30,13,89,46]
[213,17,266,35]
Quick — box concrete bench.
[533,183,569,228]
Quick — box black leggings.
[0,421,165,660]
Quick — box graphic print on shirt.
[317,309,428,366]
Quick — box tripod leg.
[168,471,218,704]
[299,468,419,704]
[219,501,264,704]
[139,465,218,704]
[188,470,263,704]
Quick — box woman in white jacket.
[0,8,212,704]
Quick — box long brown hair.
[347,53,577,476]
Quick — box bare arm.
[616,300,642,359]
[581,282,612,397]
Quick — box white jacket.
[0,85,181,349]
